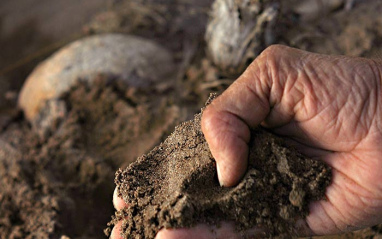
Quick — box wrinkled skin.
[112,45,382,238]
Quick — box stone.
[205,0,279,77]
[18,33,175,121]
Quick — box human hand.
[111,45,382,238]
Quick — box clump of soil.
[107,95,332,239]
[58,75,180,169]
[0,75,180,238]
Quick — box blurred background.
[0,0,109,109]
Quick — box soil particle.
[2,1,382,238]
[0,139,61,238]
[0,75,180,238]
[108,95,332,239]
[57,75,181,168]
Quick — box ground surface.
[0,0,382,238]
[0,76,181,238]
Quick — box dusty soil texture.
[0,76,180,238]
[107,96,332,239]
[283,0,382,58]
[2,0,382,238]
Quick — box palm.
[282,136,382,234]
[260,48,382,235]
[305,150,382,234]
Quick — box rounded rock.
[18,33,175,121]
[205,0,279,77]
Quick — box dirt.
[106,95,332,239]
[0,75,180,238]
[1,0,382,238]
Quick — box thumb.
[201,45,305,187]
[201,50,273,187]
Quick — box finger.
[110,221,123,239]
[298,152,382,236]
[202,45,306,187]
[202,104,252,187]
[113,187,127,210]
[201,58,271,186]
[321,152,382,198]
[302,172,360,236]
[155,222,266,239]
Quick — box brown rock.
[18,34,175,121]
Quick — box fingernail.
[216,163,225,187]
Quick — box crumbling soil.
[107,95,332,239]
[0,76,180,238]
[1,1,382,239]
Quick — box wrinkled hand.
[111,45,382,238]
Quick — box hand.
[112,45,382,238]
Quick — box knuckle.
[259,44,290,59]
[201,106,215,133]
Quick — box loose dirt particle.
[107,95,332,239]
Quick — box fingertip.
[155,228,186,239]
[110,221,123,239]
[201,103,218,136]
[155,228,208,239]
[217,143,249,187]
[155,224,215,239]
[155,222,264,239]
[294,218,314,237]
[113,187,127,210]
